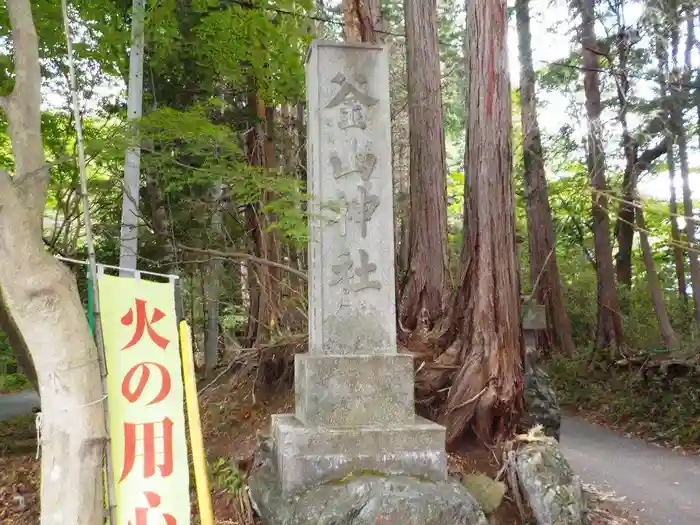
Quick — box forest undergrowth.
[547,351,700,451]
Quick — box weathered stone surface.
[264,39,447,500]
[249,444,488,525]
[515,440,590,525]
[273,414,446,496]
[522,303,547,331]
[306,40,397,356]
[295,354,414,426]
[522,364,561,440]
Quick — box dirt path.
[561,416,700,525]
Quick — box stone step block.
[272,414,447,496]
[295,353,415,426]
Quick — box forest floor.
[547,354,700,454]
[0,375,656,525]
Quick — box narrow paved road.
[0,390,40,421]
[561,417,700,525]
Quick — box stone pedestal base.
[249,436,487,525]
[295,353,415,426]
[272,414,447,496]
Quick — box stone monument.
[269,40,447,497]
[521,301,546,366]
[520,302,561,439]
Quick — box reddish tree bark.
[399,0,451,331]
[439,0,523,448]
[342,0,383,43]
[244,97,280,347]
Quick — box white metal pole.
[119,0,146,275]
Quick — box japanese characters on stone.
[326,71,383,302]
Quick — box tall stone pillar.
[270,40,447,497]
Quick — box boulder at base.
[515,439,590,525]
[248,445,489,525]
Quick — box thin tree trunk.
[515,0,575,356]
[263,106,281,328]
[612,22,636,292]
[656,25,687,304]
[142,139,176,270]
[293,102,308,300]
[613,95,636,290]
[244,97,280,347]
[394,124,411,285]
[204,184,223,378]
[578,0,623,355]
[1,1,106,524]
[613,33,670,298]
[673,16,700,324]
[400,0,451,331]
[245,95,267,347]
[440,0,522,448]
[635,199,678,348]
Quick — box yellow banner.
[99,274,190,525]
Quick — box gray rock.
[522,364,561,440]
[514,440,590,525]
[249,445,488,525]
[460,473,506,514]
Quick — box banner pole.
[179,320,214,525]
[86,268,95,337]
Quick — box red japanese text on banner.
[98,274,190,525]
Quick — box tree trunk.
[656,26,687,304]
[613,28,636,292]
[440,0,522,448]
[342,0,383,43]
[263,106,281,328]
[399,0,451,331]
[635,199,678,348]
[673,16,700,324]
[577,0,622,354]
[0,1,106,524]
[142,149,177,269]
[697,8,700,197]
[515,0,575,356]
[614,126,636,291]
[613,35,670,298]
[204,184,223,377]
[244,97,280,347]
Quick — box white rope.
[34,393,108,458]
[53,256,180,280]
[35,411,42,459]
[56,394,108,412]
